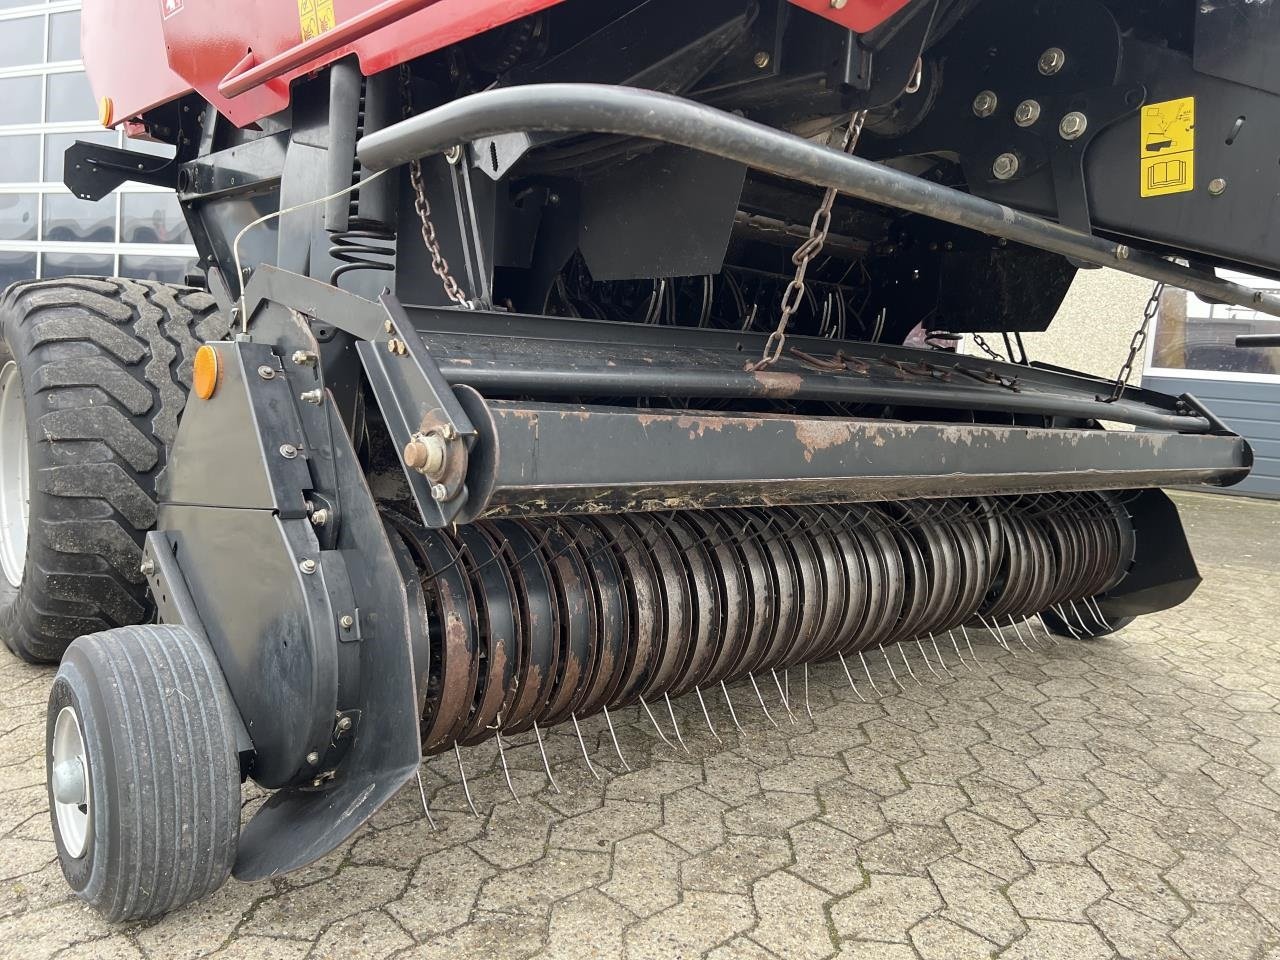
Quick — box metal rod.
[571,713,601,779]
[837,652,867,702]
[415,768,437,830]
[602,705,632,771]
[772,669,798,724]
[639,697,676,748]
[859,651,885,696]
[532,720,561,794]
[803,664,815,719]
[898,643,922,685]
[749,673,781,728]
[453,744,479,818]
[494,728,520,804]
[358,83,1280,322]
[696,688,723,744]
[664,694,691,753]
[721,680,746,733]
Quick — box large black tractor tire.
[0,278,229,663]
[48,624,242,921]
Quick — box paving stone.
[312,909,414,960]
[830,874,942,944]
[750,871,836,960]
[998,919,1115,960]
[910,915,997,960]
[1006,864,1109,921]
[624,891,755,960]
[787,820,867,896]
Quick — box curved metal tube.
[358,83,1280,320]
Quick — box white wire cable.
[232,168,390,334]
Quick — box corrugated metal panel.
[1143,374,1280,498]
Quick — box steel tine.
[879,644,906,689]
[532,720,562,794]
[1067,599,1093,634]
[959,623,979,663]
[720,680,746,733]
[695,687,723,744]
[1033,612,1059,646]
[859,650,885,696]
[1085,597,1112,632]
[803,664,815,719]
[1007,615,1033,651]
[979,615,1010,651]
[1052,604,1082,640]
[664,693,691,753]
[837,652,867,702]
[771,669,798,724]
[494,725,521,804]
[749,673,781,728]
[571,713,602,779]
[898,642,923,685]
[928,633,954,677]
[916,639,942,679]
[453,743,479,818]
[415,768,438,830]
[602,705,632,771]
[639,697,676,748]
[945,631,971,671]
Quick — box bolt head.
[992,152,1020,180]
[1208,177,1228,196]
[753,50,771,69]
[279,443,298,459]
[139,557,156,576]
[256,364,275,380]
[299,558,317,575]
[1014,99,1041,127]
[430,483,449,502]
[291,350,317,366]
[1059,112,1088,140]
[306,751,320,765]
[336,716,353,733]
[339,614,355,630]
[445,144,463,165]
[972,90,998,118]
[310,508,330,527]
[386,338,401,354]
[830,0,847,7]
[1115,244,1131,261]
[1038,47,1066,76]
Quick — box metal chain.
[970,334,1004,362]
[748,110,869,371]
[1105,281,1164,402]
[399,67,471,308]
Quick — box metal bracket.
[63,141,178,202]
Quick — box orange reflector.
[193,345,220,400]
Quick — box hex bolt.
[445,144,463,165]
[279,443,299,459]
[139,557,156,576]
[753,50,771,69]
[1038,47,1066,76]
[336,716,353,733]
[992,152,1020,180]
[1115,244,1131,261]
[256,364,275,380]
[384,319,394,334]
[339,614,355,631]
[310,508,330,527]
[1209,177,1228,196]
[300,388,323,404]
[306,751,320,765]
[431,483,449,502]
[972,90,998,118]
[291,350,317,366]
[1059,112,1088,140]
[1014,99,1042,127]
[386,338,402,354]
[440,423,458,441]
[299,558,317,575]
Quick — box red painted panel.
[785,0,915,32]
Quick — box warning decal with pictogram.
[1140,97,1195,198]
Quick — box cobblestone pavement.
[1,491,1279,960]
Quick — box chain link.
[970,334,1004,362]
[747,110,869,371]
[1105,281,1164,402]
[400,67,472,308]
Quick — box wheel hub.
[0,361,29,589]
[52,706,91,859]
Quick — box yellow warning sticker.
[1141,97,1195,198]
[298,0,336,41]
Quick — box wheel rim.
[0,361,29,589]
[52,706,91,859]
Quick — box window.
[0,193,38,241]
[0,251,36,291]
[122,192,189,244]
[0,134,40,182]
[1150,278,1280,379]
[43,191,115,242]
[46,71,95,123]
[0,15,43,70]
[0,75,42,125]
[48,11,81,63]
[120,255,197,285]
[42,251,115,279]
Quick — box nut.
[339,614,355,630]
[336,716,353,733]
[386,338,402,354]
[306,751,321,765]
[310,508,330,527]
[291,350,317,366]
[992,152,1020,180]
[445,144,463,165]
[1115,244,1131,261]
[1014,99,1041,127]
[1038,47,1066,76]
[1059,111,1088,140]
[139,557,156,576]
[972,90,998,118]
[279,443,299,459]
[431,483,449,502]
[299,558,317,575]
[256,364,275,380]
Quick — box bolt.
[339,614,355,631]
[1014,99,1042,127]
[279,443,298,459]
[753,50,771,69]
[1209,177,1228,196]
[992,152,1020,180]
[306,751,320,765]
[310,508,330,527]
[1254,291,1266,304]
[1115,244,1131,261]
[431,483,449,502]
[384,319,394,334]
[972,90,998,118]
[445,145,463,165]
[440,423,458,441]
[256,364,275,380]
[291,350,317,366]
[300,388,323,404]
[830,0,847,7]
[336,716,353,733]
[299,558,317,575]
[386,338,402,354]
[1059,111,1088,140]
[139,557,156,576]
[404,432,448,477]
[1038,47,1066,76]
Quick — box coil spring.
[387,492,1133,756]
[329,220,396,283]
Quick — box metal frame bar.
[358,83,1280,321]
